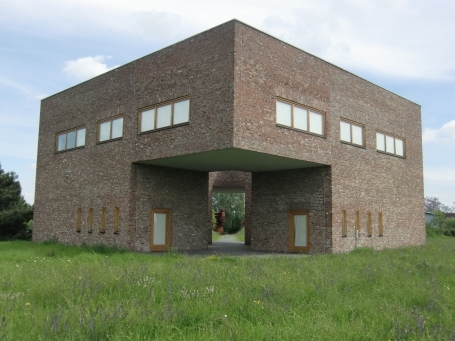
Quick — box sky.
[0,0,454,207]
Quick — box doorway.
[289,210,310,253]
[150,208,171,251]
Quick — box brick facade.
[33,20,425,253]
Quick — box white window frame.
[97,116,123,143]
[340,119,365,147]
[276,98,325,137]
[56,126,86,152]
[376,131,405,158]
[138,97,190,134]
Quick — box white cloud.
[423,120,455,143]
[63,56,118,82]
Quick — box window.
[340,120,364,147]
[355,211,360,232]
[76,208,82,232]
[367,212,372,237]
[150,208,172,251]
[378,212,383,237]
[341,210,347,237]
[98,117,123,142]
[114,207,119,234]
[88,208,93,233]
[376,131,405,157]
[56,127,86,152]
[100,207,106,233]
[139,98,190,133]
[276,99,325,137]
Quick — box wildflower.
[25,302,30,306]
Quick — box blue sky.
[0,0,454,207]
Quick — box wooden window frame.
[367,211,372,237]
[97,115,123,143]
[88,208,93,233]
[378,212,383,237]
[341,210,347,237]
[340,119,365,148]
[150,208,172,251]
[288,210,310,253]
[76,208,82,233]
[138,96,190,134]
[114,207,119,234]
[276,98,326,138]
[55,126,86,153]
[376,130,406,158]
[100,207,106,233]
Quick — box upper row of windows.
[276,99,406,158]
[56,98,190,152]
[56,97,405,158]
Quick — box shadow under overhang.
[136,148,328,172]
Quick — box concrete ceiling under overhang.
[136,148,327,172]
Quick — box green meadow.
[1,237,454,340]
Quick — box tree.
[212,193,245,234]
[424,196,453,213]
[0,163,34,240]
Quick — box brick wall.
[133,164,209,252]
[251,167,332,253]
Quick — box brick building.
[33,20,425,253]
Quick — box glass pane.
[340,121,351,142]
[395,138,404,156]
[173,99,190,125]
[352,125,363,145]
[294,215,307,247]
[57,134,66,151]
[293,106,308,131]
[66,131,76,149]
[376,132,385,151]
[309,111,323,135]
[153,213,167,245]
[157,104,172,129]
[386,135,394,153]
[111,118,123,139]
[141,109,155,132]
[276,101,292,126]
[76,128,86,147]
[99,121,111,141]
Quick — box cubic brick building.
[33,20,425,253]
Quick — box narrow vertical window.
[355,211,360,232]
[378,212,383,237]
[100,207,106,233]
[341,210,347,237]
[114,207,119,234]
[76,208,82,232]
[88,208,93,233]
[367,212,372,237]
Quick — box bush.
[0,164,34,240]
[443,218,455,237]
[212,193,245,234]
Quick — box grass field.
[1,237,454,340]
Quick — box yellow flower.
[25,302,30,306]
